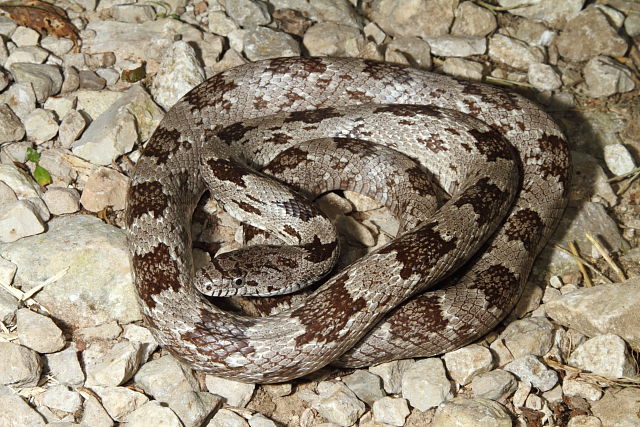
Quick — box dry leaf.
[0,0,80,51]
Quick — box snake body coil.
[125,57,570,383]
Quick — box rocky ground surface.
[0,0,640,426]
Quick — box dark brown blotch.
[133,243,181,310]
[205,158,251,188]
[126,181,169,227]
[291,272,366,346]
[218,122,259,145]
[379,222,457,280]
[143,127,192,165]
[452,177,508,228]
[283,107,343,124]
[467,128,515,162]
[503,208,544,253]
[302,235,338,263]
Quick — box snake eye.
[234,278,243,286]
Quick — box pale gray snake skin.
[125,57,570,383]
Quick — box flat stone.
[134,355,199,403]
[556,6,629,61]
[0,215,141,328]
[545,278,640,351]
[302,22,362,57]
[432,397,512,427]
[205,375,255,407]
[16,308,66,353]
[91,385,149,421]
[369,0,458,38]
[401,358,452,411]
[0,342,42,387]
[567,334,637,378]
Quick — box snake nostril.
[234,278,243,286]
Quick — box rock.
[40,384,83,413]
[40,36,74,57]
[497,0,585,28]
[43,95,76,119]
[0,104,25,143]
[451,1,497,36]
[567,414,603,427]
[122,324,158,362]
[151,40,205,111]
[556,7,629,62]
[248,413,277,427]
[385,36,432,69]
[562,378,603,401]
[111,4,157,23]
[369,359,414,394]
[471,369,518,400]
[16,308,65,353]
[0,392,45,426]
[225,0,270,26]
[91,385,149,421]
[625,12,640,37]
[205,375,255,407]
[261,382,292,397]
[79,390,115,426]
[432,397,512,427]
[0,215,141,328]
[24,108,59,144]
[45,345,85,386]
[442,344,494,386]
[303,22,363,57]
[0,200,46,243]
[342,369,385,406]
[423,35,486,57]
[11,26,40,46]
[0,165,40,200]
[74,90,123,121]
[58,109,88,148]
[4,46,49,69]
[582,56,635,98]
[441,57,484,80]
[0,287,19,325]
[42,187,80,215]
[9,63,62,103]
[83,19,203,71]
[604,143,636,176]
[528,63,562,91]
[80,167,130,212]
[208,10,238,36]
[372,396,410,426]
[488,34,545,70]
[72,85,163,165]
[401,358,452,411]
[134,355,199,403]
[0,342,42,387]
[124,401,183,426]
[86,340,146,386]
[591,387,640,426]
[568,334,637,378]
[500,317,556,358]
[244,26,301,61]
[209,408,249,426]
[312,381,366,427]
[168,391,223,427]
[78,70,107,90]
[369,0,457,38]
[2,82,37,119]
[504,355,558,392]
[545,278,640,351]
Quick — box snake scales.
[125,57,570,383]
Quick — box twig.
[475,0,537,12]
[546,358,640,388]
[585,233,626,282]
[553,244,613,284]
[568,241,592,287]
[484,75,535,88]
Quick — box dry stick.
[585,233,627,282]
[569,241,592,287]
[553,245,613,284]
[545,358,640,388]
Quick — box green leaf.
[26,147,40,163]
[33,165,52,186]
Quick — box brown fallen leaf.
[0,0,80,51]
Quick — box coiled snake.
[125,57,570,383]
